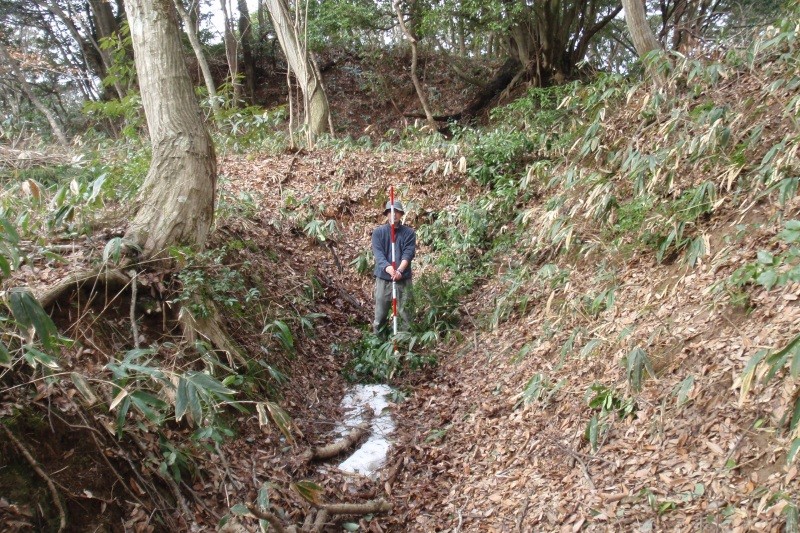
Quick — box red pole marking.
[390,186,396,270]
[390,186,398,346]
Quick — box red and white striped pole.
[389,186,398,341]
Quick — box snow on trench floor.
[335,384,395,479]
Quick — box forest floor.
[2,46,800,533]
[212,147,799,532]
[1,144,798,532]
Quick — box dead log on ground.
[300,421,370,464]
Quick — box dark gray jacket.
[372,223,416,281]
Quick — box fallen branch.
[300,422,369,463]
[319,499,392,515]
[0,146,73,169]
[248,498,391,532]
[1,424,67,532]
[315,270,369,319]
[247,504,289,533]
[310,509,329,532]
[382,456,403,496]
[326,241,343,273]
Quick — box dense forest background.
[1,1,800,532]
[0,0,786,145]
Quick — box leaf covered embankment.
[0,138,470,531]
[3,16,800,533]
[383,22,800,531]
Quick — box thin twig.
[515,494,530,532]
[55,397,146,508]
[215,441,242,490]
[128,434,191,527]
[129,269,140,349]
[1,424,67,532]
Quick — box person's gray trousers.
[373,277,412,336]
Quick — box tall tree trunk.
[174,0,221,116]
[0,44,69,147]
[622,0,662,58]
[264,0,331,145]
[219,0,242,104]
[393,0,435,128]
[238,0,257,103]
[123,0,216,258]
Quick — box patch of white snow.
[336,384,395,478]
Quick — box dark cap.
[383,200,405,215]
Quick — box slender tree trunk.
[264,0,331,144]
[238,0,257,103]
[219,0,242,104]
[88,0,127,98]
[123,0,216,258]
[0,44,69,147]
[457,13,466,56]
[174,0,221,116]
[392,0,435,128]
[36,0,118,99]
[622,0,662,58]
[257,0,268,43]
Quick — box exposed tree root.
[404,56,523,126]
[29,264,248,368]
[1,424,67,532]
[243,419,387,531]
[178,295,248,367]
[128,433,194,529]
[33,267,130,309]
[300,422,370,464]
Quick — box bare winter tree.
[0,43,69,147]
[174,0,221,116]
[219,0,242,104]
[238,0,257,102]
[264,0,332,145]
[122,0,216,258]
[393,0,435,129]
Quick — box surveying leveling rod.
[390,186,398,347]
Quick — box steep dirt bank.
[382,205,800,531]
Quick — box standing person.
[372,199,416,338]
